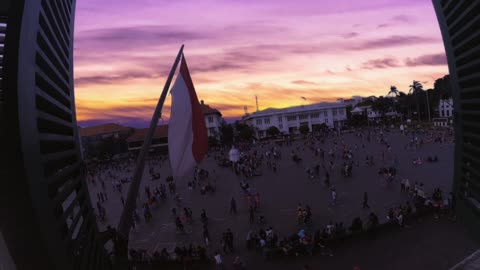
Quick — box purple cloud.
[361,57,401,69]
[76,25,209,46]
[392,15,415,23]
[404,53,447,66]
[351,35,439,50]
[75,71,166,87]
[342,32,359,39]
[377,23,390,28]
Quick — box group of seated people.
[292,154,302,163]
[129,244,208,266]
[377,167,397,182]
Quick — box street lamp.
[425,90,431,124]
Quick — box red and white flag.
[168,56,208,177]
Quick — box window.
[256,119,262,125]
[299,114,308,120]
[339,109,345,115]
[446,110,450,117]
[310,113,319,118]
[333,110,337,116]
[278,116,283,123]
[264,118,270,124]
[208,116,213,123]
[325,118,329,123]
[287,115,297,121]
[324,111,327,117]
[279,124,283,129]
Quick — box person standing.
[203,225,210,246]
[331,188,337,206]
[249,206,255,224]
[214,252,224,269]
[230,197,237,214]
[362,192,369,209]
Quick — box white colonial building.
[433,98,454,127]
[438,98,453,118]
[243,102,348,138]
[200,100,223,138]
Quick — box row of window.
[254,109,345,125]
[440,110,451,117]
[257,118,330,130]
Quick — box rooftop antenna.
[244,106,248,115]
[255,95,259,112]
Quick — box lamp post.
[425,90,431,124]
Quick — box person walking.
[362,192,370,209]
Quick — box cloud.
[75,71,165,86]
[75,25,209,50]
[291,80,319,85]
[361,57,401,69]
[360,54,446,70]
[351,35,440,50]
[342,32,359,39]
[404,53,447,66]
[377,15,415,29]
[392,15,414,23]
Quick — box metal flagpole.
[114,45,184,267]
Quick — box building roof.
[200,100,222,116]
[79,123,131,137]
[126,125,168,142]
[244,102,346,119]
[350,107,365,113]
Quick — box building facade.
[433,0,480,238]
[438,98,454,118]
[126,125,168,152]
[243,102,347,138]
[0,1,111,269]
[201,100,223,138]
[79,123,132,159]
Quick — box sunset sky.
[74,0,448,128]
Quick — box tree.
[299,125,309,135]
[266,126,280,137]
[220,123,234,145]
[208,136,218,148]
[234,122,255,141]
[409,80,424,121]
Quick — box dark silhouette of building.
[79,123,133,159]
[0,1,111,269]
[433,0,480,239]
[127,125,169,152]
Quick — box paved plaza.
[86,129,464,266]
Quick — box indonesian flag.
[168,55,208,177]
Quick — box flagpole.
[114,45,184,266]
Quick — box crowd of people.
[84,125,455,269]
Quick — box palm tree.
[387,85,400,98]
[409,80,423,121]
